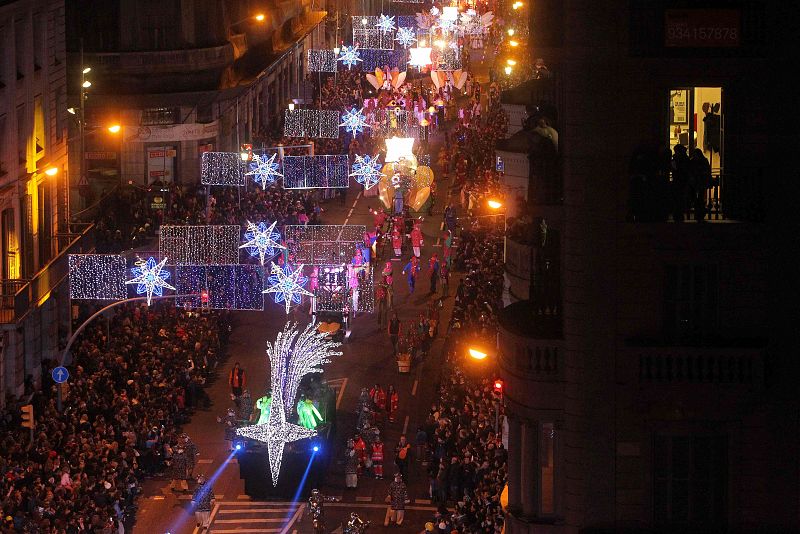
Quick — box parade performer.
[370,383,387,412]
[410,222,424,258]
[428,253,440,294]
[372,435,385,479]
[402,256,421,294]
[391,228,402,257]
[387,384,399,423]
[239,388,254,422]
[345,439,359,489]
[255,391,272,425]
[167,435,190,491]
[353,433,368,474]
[385,473,409,527]
[297,394,323,429]
[217,408,238,450]
[191,474,215,530]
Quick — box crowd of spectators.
[0,304,229,533]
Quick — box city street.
[134,134,460,534]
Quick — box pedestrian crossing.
[206,501,305,533]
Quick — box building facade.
[497,0,792,531]
[66,0,329,188]
[0,0,77,406]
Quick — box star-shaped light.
[263,263,314,314]
[395,27,417,49]
[385,136,415,162]
[236,404,316,486]
[336,45,362,70]
[240,221,285,265]
[339,107,369,135]
[408,47,433,68]
[350,154,385,190]
[126,256,176,306]
[246,153,283,189]
[375,14,396,33]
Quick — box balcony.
[80,44,234,75]
[619,344,765,389]
[1,224,95,325]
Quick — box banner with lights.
[283,225,366,265]
[433,47,463,71]
[360,49,410,71]
[68,254,128,300]
[175,264,265,310]
[353,28,396,50]
[200,152,247,186]
[306,49,338,72]
[283,109,340,138]
[282,155,349,189]
[159,225,240,266]
[371,109,427,139]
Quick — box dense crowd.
[0,304,229,533]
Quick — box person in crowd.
[372,434,385,480]
[394,434,411,481]
[402,256,421,294]
[192,474,215,530]
[385,473,409,527]
[229,362,246,406]
[388,313,402,355]
[429,253,441,294]
[345,439,359,489]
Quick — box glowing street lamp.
[468,348,489,360]
[82,80,92,88]
[107,124,121,134]
[507,28,515,36]
[504,66,513,75]
[44,167,59,176]
[487,199,503,210]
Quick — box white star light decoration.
[126,256,176,306]
[350,154,385,190]
[395,27,417,48]
[340,107,370,135]
[246,153,283,189]
[236,323,342,485]
[263,263,314,314]
[375,14,396,33]
[337,45,363,70]
[240,221,285,265]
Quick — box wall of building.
[0,0,69,405]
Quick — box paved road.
[134,45,493,534]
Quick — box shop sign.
[124,121,219,143]
[84,151,117,160]
[665,9,741,48]
[496,156,504,173]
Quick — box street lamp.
[44,167,59,176]
[487,199,507,262]
[468,347,488,360]
[107,124,121,134]
[227,13,266,33]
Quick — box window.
[664,264,719,343]
[33,14,43,70]
[540,422,555,514]
[1,208,17,279]
[668,87,723,174]
[17,104,26,164]
[654,435,727,528]
[141,108,179,125]
[15,18,26,79]
[0,115,6,175]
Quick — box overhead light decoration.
[69,254,128,300]
[350,154,385,190]
[236,322,342,485]
[385,136,415,163]
[336,45,363,70]
[240,221,285,265]
[408,47,433,68]
[263,263,314,314]
[125,256,175,306]
[245,153,283,189]
[339,107,370,135]
[375,14,396,33]
[394,26,417,48]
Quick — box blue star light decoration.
[263,263,314,314]
[126,256,176,306]
[340,107,369,135]
[395,27,417,49]
[236,323,342,485]
[350,154,385,190]
[376,14,396,33]
[240,221,285,265]
[337,45,362,70]
[246,153,283,190]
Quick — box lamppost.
[467,342,504,435]
[226,13,266,34]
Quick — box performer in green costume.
[297,394,323,429]
[255,391,272,425]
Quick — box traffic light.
[20,404,34,429]
[493,379,504,395]
[201,289,209,306]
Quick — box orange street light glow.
[107,124,121,133]
[469,348,488,360]
[488,199,502,209]
[255,14,265,21]
[44,167,58,176]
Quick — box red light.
[201,290,209,303]
[493,379,503,392]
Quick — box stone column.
[522,419,538,517]
[507,414,523,512]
